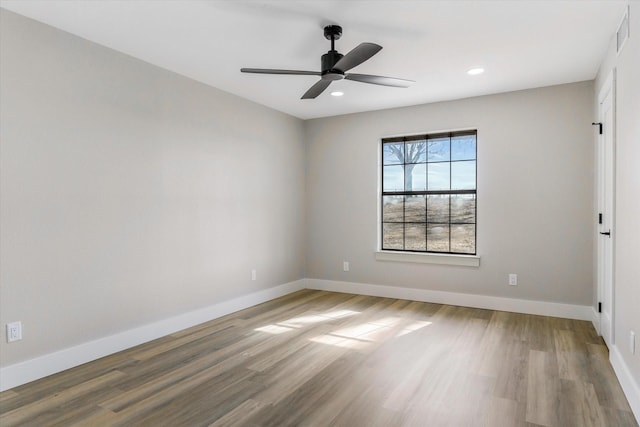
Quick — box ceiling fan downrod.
[322,25,344,77]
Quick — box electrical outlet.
[631,331,636,355]
[6,321,22,343]
[508,274,518,286]
[251,269,256,281]
[343,261,350,272]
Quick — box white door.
[597,72,615,347]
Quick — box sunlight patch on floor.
[369,316,403,327]
[396,320,432,337]
[332,322,385,338]
[309,317,434,348]
[254,309,361,334]
[309,334,369,349]
[322,309,360,319]
[254,324,295,335]
[278,314,331,328]
[254,309,431,342]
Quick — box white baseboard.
[304,278,593,321]
[0,280,305,392]
[610,344,640,423]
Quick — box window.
[381,130,476,255]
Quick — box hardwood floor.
[1,290,637,426]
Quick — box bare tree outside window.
[381,131,476,254]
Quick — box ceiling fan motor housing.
[321,51,344,78]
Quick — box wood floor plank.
[526,349,561,427]
[1,290,637,427]
[118,368,262,426]
[0,390,18,402]
[473,313,509,377]
[99,346,239,411]
[251,339,350,406]
[486,397,519,427]
[68,407,117,427]
[0,352,135,413]
[97,364,254,425]
[131,320,240,361]
[601,406,640,426]
[208,398,266,427]
[331,395,405,427]
[248,352,369,427]
[493,338,529,402]
[585,342,634,411]
[558,379,606,427]
[0,370,125,426]
[17,385,122,427]
[528,315,558,353]
[554,329,589,381]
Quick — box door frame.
[596,70,616,346]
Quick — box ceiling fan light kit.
[241,25,414,99]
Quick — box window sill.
[375,251,480,267]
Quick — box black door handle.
[600,231,611,236]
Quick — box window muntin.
[381,131,477,255]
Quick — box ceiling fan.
[241,25,415,99]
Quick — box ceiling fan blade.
[345,73,414,88]
[333,43,382,72]
[302,79,332,99]
[241,68,321,76]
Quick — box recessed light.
[467,68,484,76]
[331,91,344,97]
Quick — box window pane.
[405,164,426,191]
[380,131,477,255]
[382,223,403,250]
[383,165,404,191]
[451,134,476,161]
[383,143,404,165]
[427,195,449,223]
[405,224,426,251]
[405,140,427,163]
[451,194,475,223]
[428,137,450,162]
[451,161,475,190]
[383,196,404,222]
[451,224,475,253]
[428,162,450,190]
[405,195,426,222]
[427,225,450,252]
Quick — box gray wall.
[305,81,594,305]
[595,1,640,397]
[0,10,306,366]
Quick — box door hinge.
[598,302,602,313]
[598,213,603,224]
[592,122,603,134]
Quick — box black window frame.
[381,130,477,255]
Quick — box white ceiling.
[0,0,627,119]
